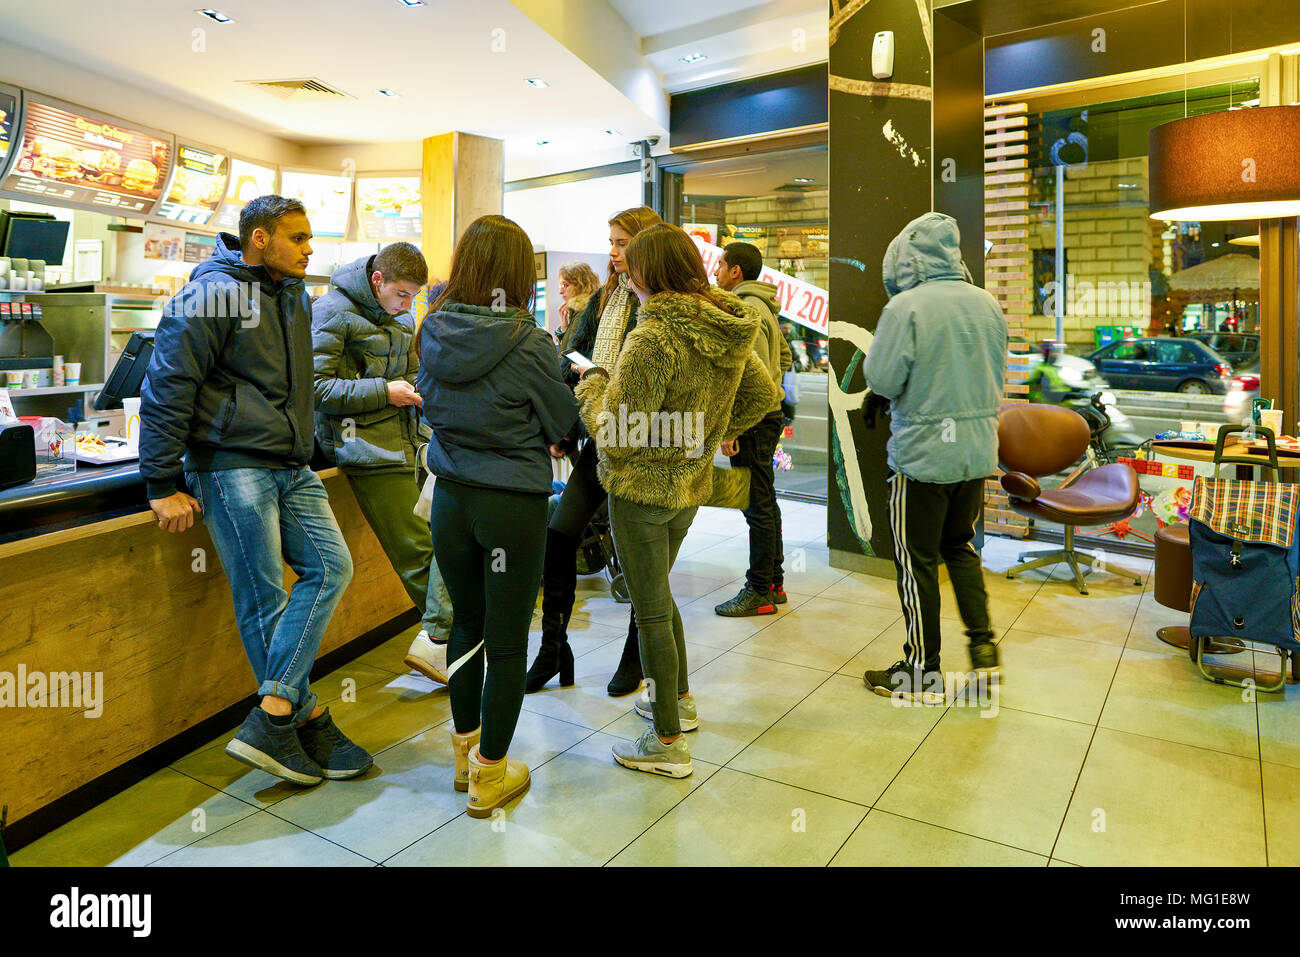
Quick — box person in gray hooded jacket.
[862,212,1007,703]
[312,243,454,684]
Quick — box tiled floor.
[14,500,1296,867]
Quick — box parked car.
[1189,331,1259,369]
[1084,337,1233,394]
[1224,359,1260,423]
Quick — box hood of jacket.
[329,255,388,323]
[193,233,302,295]
[636,290,758,366]
[732,279,780,317]
[882,213,970,297]
[421,301,534,384]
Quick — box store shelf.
[8,383,104,397]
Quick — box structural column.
[421,132,505,283]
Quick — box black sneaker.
[770,584,789,605]
[225,707,324,786]
[969,641,1002,681]
[296,707,374,779]
[863,660,947,705]
[715,585,777,617]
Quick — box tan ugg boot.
[466,745,530,819]
[450,727,481,792]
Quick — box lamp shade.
[1149,105,1300,221]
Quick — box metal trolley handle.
[1212,425,1280,481]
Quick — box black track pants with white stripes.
[886,472,995,670]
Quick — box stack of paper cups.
[52,355,64,387]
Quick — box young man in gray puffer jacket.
[312,242,453,683]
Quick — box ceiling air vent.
[239,78,353,102]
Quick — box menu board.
[355,175,421,239]
[0,84,19,181]
[184,231,217,264]
[280,169,352,238]
[155,142,229,225]
[210,157,278,233]
[2,94,173,214]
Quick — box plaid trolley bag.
[1188,468,1300,692]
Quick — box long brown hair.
[601,205,661,305]
[431,215,536,316]
[625,223,730,311]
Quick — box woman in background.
[555,261,599,348]
[417,215,579,818]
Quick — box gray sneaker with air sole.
[611,730,694,778]
[634,689,699,731]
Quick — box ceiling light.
[525,77,549,89]
[794,177,813,183]
[196,8,233,23]
[398,0,425,6]
[605,129,621,137]
[377,89,400,97]
[679,53,708,64]
[1149,106,1300,221]
[536,140,550,146]
[1230,234,1261,246]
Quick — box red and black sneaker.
[715,586,777,617]
[770,584,789,605]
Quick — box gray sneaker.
[611,730,694,778]
[634,688,699,731]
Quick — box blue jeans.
[187,467,353,723]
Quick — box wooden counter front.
[0,468,415,834]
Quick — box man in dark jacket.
[140,195,370,786]
[312,243,453,685]
[711,241,793,617]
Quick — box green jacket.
[732,279,791,412]
[312,255,430,471]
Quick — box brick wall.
[724,189,829,288]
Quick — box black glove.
[862,391,891,428]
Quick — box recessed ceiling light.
[680,53,707,64]
[377,89,400,97]
[398,0,425,6]
[536,140,550,146]
[525,77,549,89]
[604,129,621,137]
[794,177,813,183]
[196,8,234,23]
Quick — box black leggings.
[431,477,548,760]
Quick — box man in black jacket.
[140,195,371,787]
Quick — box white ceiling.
[0,0,826,176]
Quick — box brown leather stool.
[1153,522,1244,655]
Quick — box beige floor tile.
[1263,761,1300,867]
[776,542,850,597]
[816,570,905,611]
[876,707,1093,856]
[600,650,831,765]
[522,637,640,730]
[730,674,943,805]
[676,529,741,559]
[169,739,319,808]
[1258,678,1300,770]
[938,574,1041,633]
[668,571,744,603]
[1049,858,1080,866]
[608,767,865,866]
[354,627,425,675]
[1098,647,1259,759]
[323,671,452,755]
[688,505,751,538]
[994,630,1122,725]
[1012,580,1142,646]
[570,595,638,630]
[269,711,593,862]
[150,810,374,867]
[314,661,407,706]
[830,809,1049,866]
[386,732,716,866]
[1054,728,1265,867]
[732,595,895,672]
[10,767,258,867]
[525,618,628,662]
[837,615,974,678]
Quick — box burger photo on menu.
[79,148,123,185]
[122,158,158,194]
[31,139,82,181]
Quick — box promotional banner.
[155,143,228,225]
[3,96,172,214]
[142,223,184,261]
[0,85,18,179]
[280,169,352,238]
[692,235,828,334]
[355,175,420,240]
[210,157,277,232]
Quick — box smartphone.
[565,351,596,372]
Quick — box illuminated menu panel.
[0,84,18,180]
[280,169,352,238]
[355,175,421,239]
[210,157,278,233]
[156,142,229,225]
[2,95,172,214]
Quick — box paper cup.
[1179,420,1198,434]
[1260,409,1284,437]
[22,369,39,389]
[64,362,81,386]
[123,397,142,449]
[1198,422,1221,441]
[5,370,23,389]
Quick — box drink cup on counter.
[52,355,64,387]
[64,362,81,386]
[1179,420,1198,435]
[1260,409,1284,438]
[1198,422,1221,441]
[5,370,23,390]
[21,369,39,390]
[123,397,142,450]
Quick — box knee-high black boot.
[525,528,579,693]
[607,605,643,696]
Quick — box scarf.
[591,274,634,371]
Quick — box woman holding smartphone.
[575,224,778,777]
[417,215,579,818]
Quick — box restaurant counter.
[0,459,418,852]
